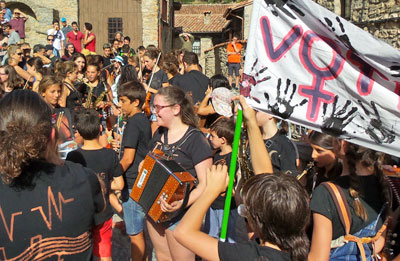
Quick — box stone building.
[174,3,234,70]
[6,0,78,46]
[315,0,400,49]
[201,0,400,77]
[7,0,176,52]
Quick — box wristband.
[107,136,113,143]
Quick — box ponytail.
[346,143,368,221]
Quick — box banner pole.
[220,109,243,242]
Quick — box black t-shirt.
[0,161,105,260]
[146,69,168,103]
[173,70,209,104]
[211,151,237,210]
[247,132,298,176]
[85,81,107,104]
[218,240,291,261]
[311,175,384,240]
[64,82,82,112]
[66,147,123,224]
[120,112,152,188]
[150,126,212,178]
[169,73,183,86]
[147,69,168,90]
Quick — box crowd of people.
[0,2,399,261]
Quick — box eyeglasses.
[152,104,175,113]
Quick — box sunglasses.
[47,38,54,42]
[16,52,23,56]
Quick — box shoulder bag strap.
[321,182,352,235]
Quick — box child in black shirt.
[204,117,238,242]
[66,109,124,259]
[112,80,151,261]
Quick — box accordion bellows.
[130,150,196,223]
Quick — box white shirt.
[47,28,65,51]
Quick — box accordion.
[130,150,196,223]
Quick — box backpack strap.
[321,182,352,235]
[322,182,388,261]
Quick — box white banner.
[242,0,400,157]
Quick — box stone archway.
[5,1,57,45]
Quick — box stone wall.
[8,0,78,46]
[204,42,246,78]
[243,5,252,40]
[315,0,400,49]
[142,0,159,48]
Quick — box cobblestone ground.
[111,212,248,260]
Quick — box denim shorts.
[203,207,238,243]
[121,188,146,235]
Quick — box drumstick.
[56,111,64,131]
[138,56,143,82]
[23,76,32,89]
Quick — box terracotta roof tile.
[175,4,234,33]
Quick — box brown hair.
[156,86,199,128]
[2,65,24,89]
[210,117,235,146]
[345,144,391,221]
[118,80,146,108]
[242,174,310,261]
[0,90,53,184]
[39,75,63,95]
[162,53,179,76]
[57,61,77,79]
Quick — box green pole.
[220,109,243,241]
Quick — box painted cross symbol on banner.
[298,31,345,122]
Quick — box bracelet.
[107,136,113,143]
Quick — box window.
[108,18,123,43]
[193,39,201,54]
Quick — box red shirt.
[66,31,84,53]
[9,18,26,39]
[84,32,96,52]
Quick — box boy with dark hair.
[47,19,65,57]
[113,80,151,261]
[204,117,238,243]
[66,108,124,261]
[123,36,136,56]
[67,21,84,53]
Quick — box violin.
[142,52,162,118]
